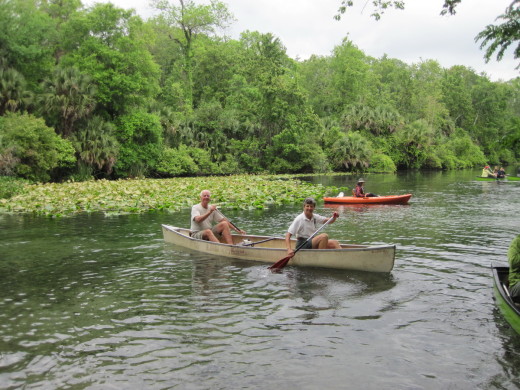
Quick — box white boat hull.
[162,225,395,273]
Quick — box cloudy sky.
[85,0,519,82]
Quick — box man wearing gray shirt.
[190,190,245,244]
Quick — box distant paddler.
[481,165,496,178]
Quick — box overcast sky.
[85,0,519,82]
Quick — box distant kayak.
[323,194,412,205]
[475,176,520,181]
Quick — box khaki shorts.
[192,226,222,240]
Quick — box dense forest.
[1,0,519,183]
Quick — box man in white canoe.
[190,190,245,244]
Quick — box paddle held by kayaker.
[190,190,245,244]
[285,197,340,256]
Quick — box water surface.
[1,170,519,389]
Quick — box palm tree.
[342,103,403,135]
[330,132,373,171]
[395,119,436,168]
[72,116,119,175]
[40,67,96,138]
[0,67,32,115]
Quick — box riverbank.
[0,175,341,217]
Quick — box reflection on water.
[0,169,519,389]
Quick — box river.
[0,170,519,389]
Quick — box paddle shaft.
[293,215,335,253]
[214,208,241,232]
[242,237,280,247]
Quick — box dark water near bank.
[1,170,519,389]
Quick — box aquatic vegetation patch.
[0,175,340,217]
[0,177,31,199]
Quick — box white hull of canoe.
[162,225,395,273]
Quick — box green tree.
[40,0,83,63]
[441,65,477,130]
[476,1,520,68]
[341,103,403,135]
[329,39,375,111]
[469,76,511,158]
[0,0,56,87]
[151,0,234,110]
[114,111,163,177]
[298,55,336,118]
[409,60,450,131]
[156,144,198,176]
[371,55,413,115]
[61,3,160,117]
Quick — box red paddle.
[269,213,337,271]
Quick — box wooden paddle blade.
[268,253,295,271]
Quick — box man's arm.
[193,205,217,223]
[285,232,294,255]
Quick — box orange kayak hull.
[323,194,412,205]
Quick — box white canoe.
[162,225,395,273]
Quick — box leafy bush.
[187,147,220,175]
[229,139,265,174]
[433,129,487,169]
[217,153,242,175]
[367,153,396,173]
[156,146,198,177]
[0,113,75,182]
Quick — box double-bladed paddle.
[268,214,337,271]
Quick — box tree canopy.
[0,0,518,183]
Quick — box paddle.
[268,213,337,271]
[242,236,280,247]
[214,208,242,233]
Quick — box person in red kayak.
[354,178,378,198]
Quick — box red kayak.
[323,194,412,205]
